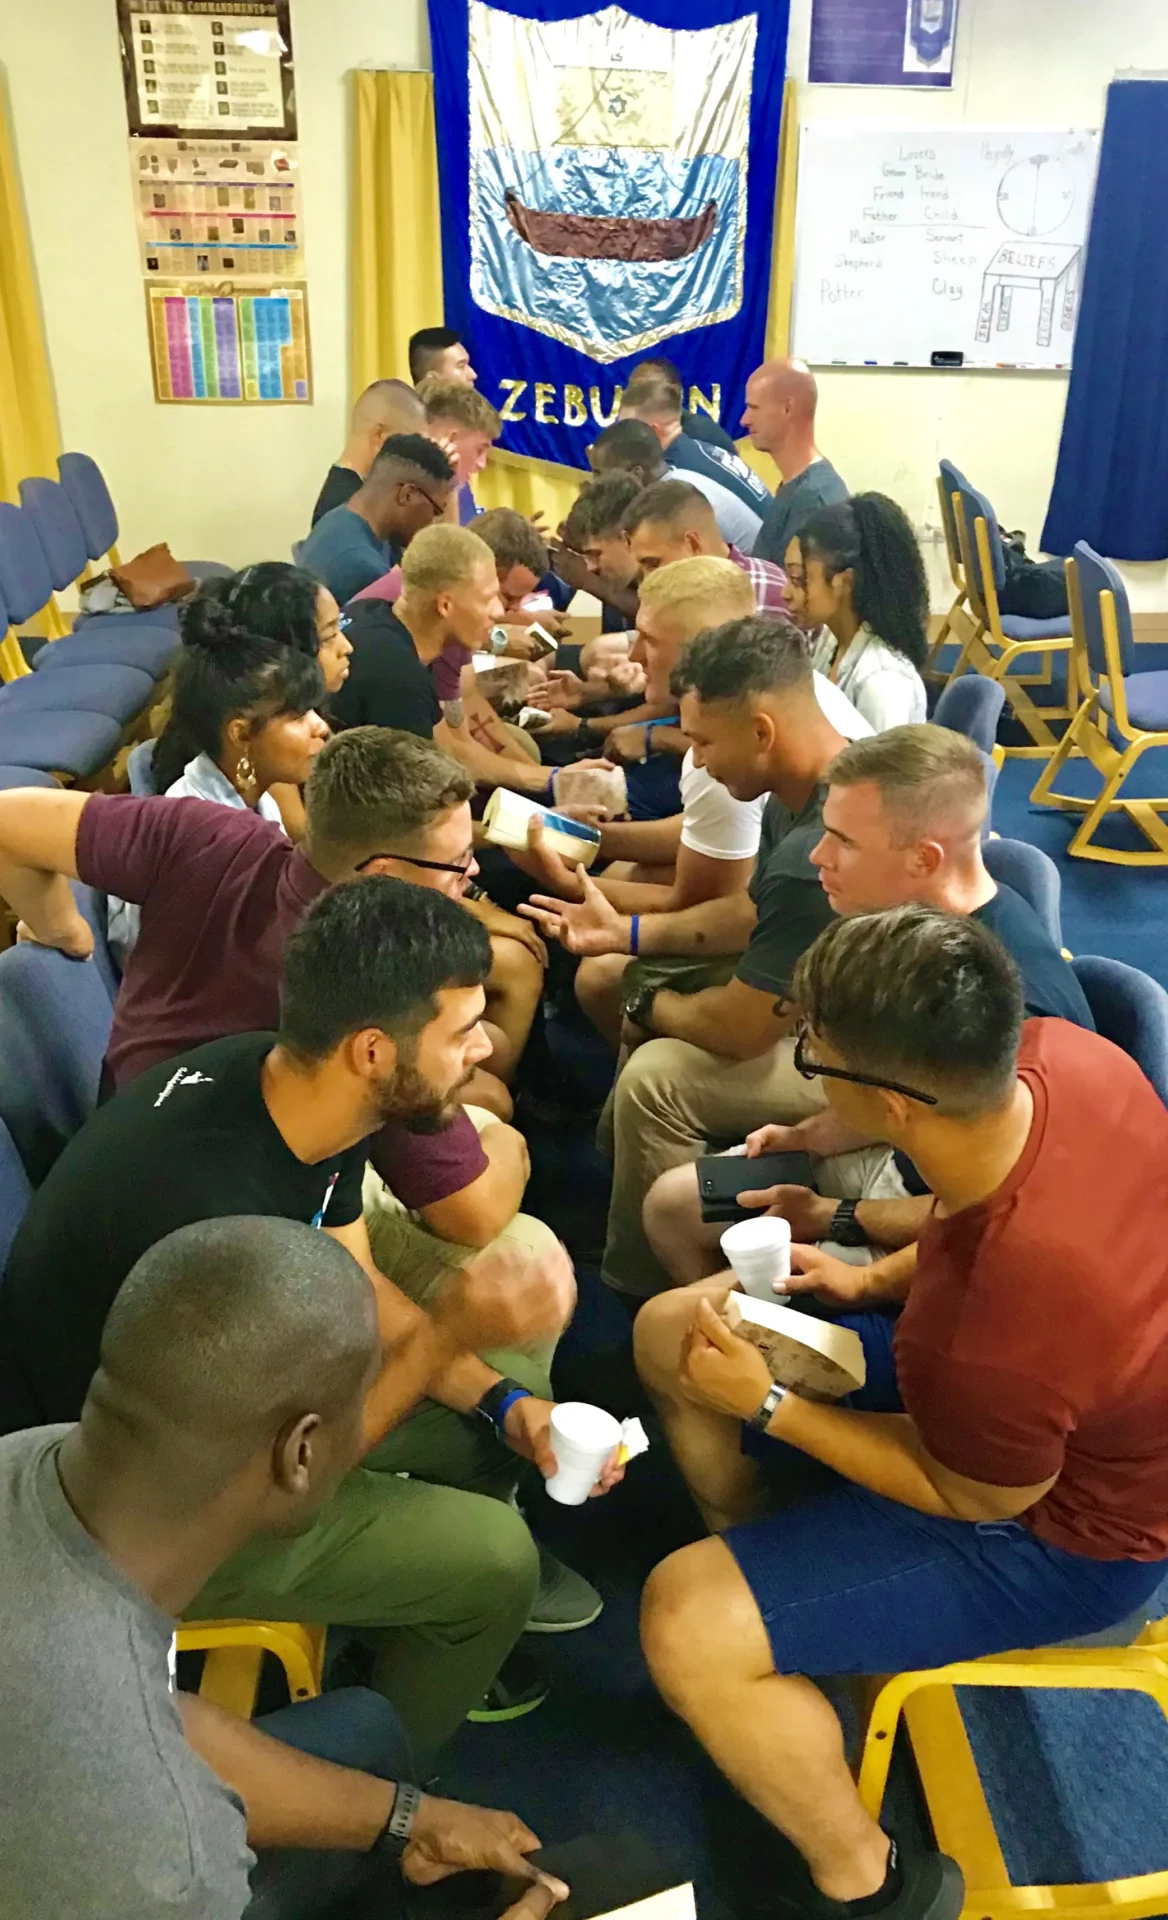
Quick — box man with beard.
[1,879,618,1759]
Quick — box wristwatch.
[489,624,509,656]
[475,1376,532,1434]
[371,1780,423,1856]
[747,1381,787,1432]
[828,1199,868,1248]
[623,981,657,1032]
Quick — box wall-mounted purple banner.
[809,0,958,89]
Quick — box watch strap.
[476,1376,532,1432]
[373,1780,423,1856]
[747,1380,787,1432]
[829,1198,867,1248]
[489,625,509,656]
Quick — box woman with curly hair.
[785,493,929,732]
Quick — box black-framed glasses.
[401,481,447,522]
[794,1024,938,1106]
[354,851,476,879]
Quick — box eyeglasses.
[354,851,476,879]
[793,1024,938,1106]
[402,482,446,522]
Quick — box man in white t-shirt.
[522,558,869,1044]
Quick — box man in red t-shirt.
[636,906,1168,1920]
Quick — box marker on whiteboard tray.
[831,359,846,365]
[894,360,909,367]
[863,359,877,366]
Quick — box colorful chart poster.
[132,137,301,277]
[147,283,310,402]
[809,0,959,88]
[118,1,296,138]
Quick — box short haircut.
[304,727,473,867]
[416,375,501,439]
[591,419,663,472]
[474,507,548,579]
[620,372,682,424]
[670,613,812,704]
[280,876,492,1059]
[96,1217,377,1485]
[633,355,683,389]
[367,432,455,489]
[638,555,755,634]
[622,478,716,538]
[826,724,988,843]
[400,523,495,598]
[792,904,1024,1117]
[409,325,464,383]
[563,473,643,546]
[353,378,423,433]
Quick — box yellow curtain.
[765,79,800,362]
[350,70,444,397]
[0,78,60,505]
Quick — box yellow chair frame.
[946,494,1076,756]
[926,474,978,680]
[176,1619,326,1719]
[1030,557,1168,866]
[857,1627,1168,1920]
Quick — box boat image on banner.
[468,2,756,363]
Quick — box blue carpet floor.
[438,706,1168,1914]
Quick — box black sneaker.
[813,1850,964,1920]
[465,1647,549,1723]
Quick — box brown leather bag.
[109,544,195,610]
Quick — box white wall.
[0,0,431,567]
[785,0,1168,610]
[2,0,1165,600]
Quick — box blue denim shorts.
[726,1311,1166,1676]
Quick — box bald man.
[741,358,849,566]
[312,379,428,526]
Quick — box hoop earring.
[236,752,257,795]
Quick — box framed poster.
[117,0,296,138]
[146,282,311,402]
[809,0,959,89]
[132,137,302,278]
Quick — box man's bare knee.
[575,952,629,1013]
[633,1285,704,1392]
[643,1162,701,1265]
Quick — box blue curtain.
[1043,82,1168,560]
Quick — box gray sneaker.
[526,1545,604,1633]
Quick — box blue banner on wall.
[427,0,789,469]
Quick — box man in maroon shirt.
[634,906,1168,1920]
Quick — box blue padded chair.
[947,477,1074,753]
[0,688,123,781]
[1031,543,1168,865]
[19,475,180,637]
[126,737,157,796]
[0,658,155,729]
[982,836,1063,949]
[0,767,59,791]
[72,879,123,1003]
[0,937,114,1187]
[57,450,231,585]
[0,502,177,684]
[933,673,1006,757]
[1071,956,1168,1107]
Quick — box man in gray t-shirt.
[0,1218,567,1920]
[740,357,849,564]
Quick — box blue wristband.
[491,1386,532,1432]
[630,914,640,956]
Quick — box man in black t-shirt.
[0,878,600,1756]
[310,379,427,526]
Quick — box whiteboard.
[791,127,1100,370]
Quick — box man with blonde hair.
[301,434,456,604]
[418,376,503,524]
[643,723,1095,1292]
[525,561,867,1047]
[742,357,849,565]
[311,378,427,525]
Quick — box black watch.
[475,1376,532,1433]
[828,1199,867,1248]
[372,1780,423,1856]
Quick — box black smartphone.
[697,1150,817,1225]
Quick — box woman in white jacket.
[785,492,929,733]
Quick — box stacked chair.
[1031,543,1168,865]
